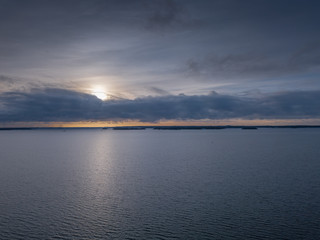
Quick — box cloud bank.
[1,88,319,123]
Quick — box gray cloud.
[145,0,187,31]
[0,75,15,84]
[148,87,170,96]
[1,88,319,123]
[0,75,24,91]
[186,41,320,82]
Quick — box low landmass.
[121,125,320,130]
[113,127,146,130]
[1,125,320,131]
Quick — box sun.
[93,91,108,100]
[91,87,108,100]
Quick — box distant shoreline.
[1,125,320,131]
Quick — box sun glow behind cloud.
[92,91,108,100]
[91,86,108,100]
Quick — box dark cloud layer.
[1,88,319,123]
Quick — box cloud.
[0,75,23,91]
[145,0,185,30]
[289,41,320,71]
[1,88,320,123]
[148,87,170,95]
[186,41,320,82]
[0,75,15,85]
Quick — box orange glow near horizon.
[1,118,320,128]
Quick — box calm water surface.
[0,129,320,239]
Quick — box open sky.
[1,0,320,126]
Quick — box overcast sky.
[1,0,320,126]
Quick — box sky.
[0,0,320,126]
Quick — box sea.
[0,128,319,239]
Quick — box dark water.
[0,129,319,239]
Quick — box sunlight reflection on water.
[0,129,319,239]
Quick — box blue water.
[0,129,319,239]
